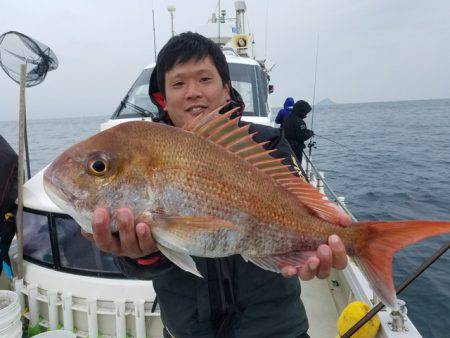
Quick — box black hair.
[156,32,230,97]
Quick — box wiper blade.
[121,99,156,119]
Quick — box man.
[282,100,314,164]
[83,32,347,337]
[275,96,294,126]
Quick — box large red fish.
[43,107,450,308]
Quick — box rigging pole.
[307,34,320,177]
[264,0,269,59]
[310,34,319,137]
[152,1,157,62]
[218,0,221,45]
[16,64,27,279]
[167,5,176,37]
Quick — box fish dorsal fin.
[183,106,352,226]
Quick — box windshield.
[113,62,270,119]
[23,209,123,277]
[229,63,269,117]
[111,68,159,119]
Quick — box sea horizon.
[1,97,450,123]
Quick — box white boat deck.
[302,278,340,337]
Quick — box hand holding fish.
[81,207,157,258]
[281,234,348,280]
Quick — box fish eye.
[88,158,108,176]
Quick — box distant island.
[316,98,336,106]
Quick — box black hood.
[292,100,312,119]
[148,66,245,124]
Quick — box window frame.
[23,207,126,279]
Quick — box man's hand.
[281,234,348,280]
[81,207,158,258]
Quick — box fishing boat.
[2,2,426,337]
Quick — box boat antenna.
[310,34,319,133]
[152,0,157,62]
[167,5,176,37]
[218,0,221,45]
[307,34,319,159]
[264,0,269,59]
[341,241,449,338]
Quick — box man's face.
[164,56,231,127]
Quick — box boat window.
[256,66,269,109]
[23,211,53,265]
[113,68,158,119]
[229,63,269,117]
[54,216,120,274]
[23,208,124,277]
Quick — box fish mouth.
[43,168,79,205]
[43,176,94,233]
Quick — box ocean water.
[311,98,450,338]
[1,98,449,337]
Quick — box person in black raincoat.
[83,32,348,338]
[0,135,18,276]
[282,100,314,164]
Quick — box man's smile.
[185,105,208,115]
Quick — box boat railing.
[302,151,357,221]
[301,151,419,337]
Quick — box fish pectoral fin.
[243,251,317,273]
[156,244,203,278]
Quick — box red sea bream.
[43,107,450,308]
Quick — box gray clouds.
[0,0,449,121]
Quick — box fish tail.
[352,220,450,308]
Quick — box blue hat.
[284,97,295,111]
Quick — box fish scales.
[152,139,344,255]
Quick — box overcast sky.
[1,0,449,121]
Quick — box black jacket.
[0,135,18,275]
[282,111,313,150]
[115,68,309,338]
[0,135,18,217]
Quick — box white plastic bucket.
[0,290,22,338]
[34,330,76,338]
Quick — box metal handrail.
[301,151,429,336]
[302,151,357,222]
